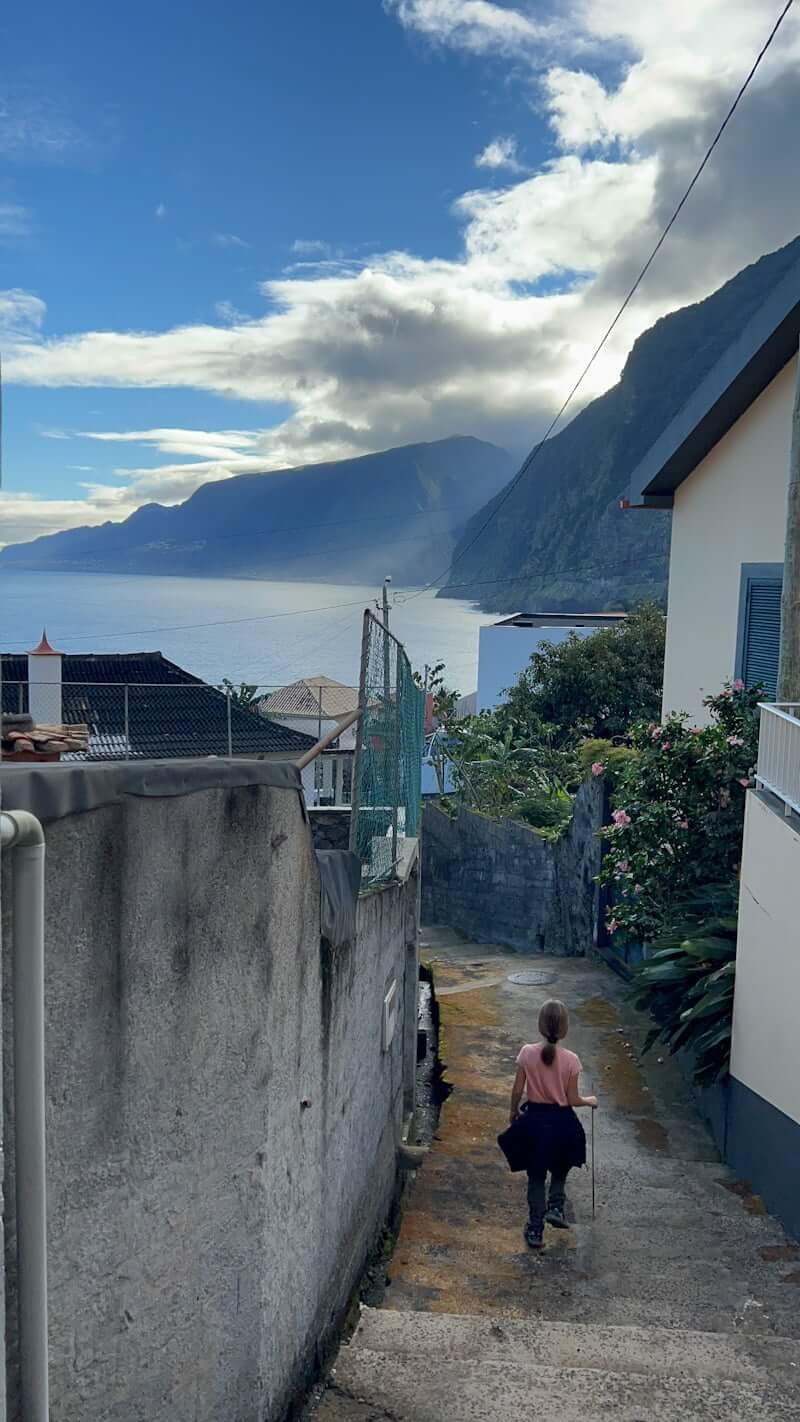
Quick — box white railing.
[756,703,800,817]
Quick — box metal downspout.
[1,810,49,1421]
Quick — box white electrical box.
[382,979,398,1052]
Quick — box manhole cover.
[508,970,556,987]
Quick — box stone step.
[329,1346,800,1421]
[352,1308,800,1384]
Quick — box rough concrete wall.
[1,783,416,1422]
[308,807,351,852]
[421,778,603,955]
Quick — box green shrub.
[577,739,638,784]
[514,787,574,839]
[631,884,737,1085]
[598,680,761,943]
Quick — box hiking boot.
[544,1203,568,1229]
[524,1219,544,1250]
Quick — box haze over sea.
[0,571,494,694]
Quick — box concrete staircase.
[310,942,800,1421]
[320,1309,800,1420]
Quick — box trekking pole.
[591,1108,596,1219]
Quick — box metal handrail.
[756,702,800,817]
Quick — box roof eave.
[629,260,800,506]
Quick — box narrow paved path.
[313,929,800,1420]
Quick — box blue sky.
[2,0,800,544]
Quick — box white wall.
[272,713,356,751]
[661,356,795,725]
[477,624,594,712]
[731,792,800,1128]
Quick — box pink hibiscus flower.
[608,919,620,935]
[591,762,605,777]
[732,678,745,692]
[612,809,631,827]
[727,735,744,746]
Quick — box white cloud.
[475,136,523,172]
[212,232,249,248]
[155,202,167,220]
[0,90,88,160]
[80,427,263,460]
[386,0,550,57]
[4,0,800,546]
[0,203,32,238]
[291,238,333,257]
[0,288,46,340]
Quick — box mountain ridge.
[0,435,514,586]
[439,235,800,612]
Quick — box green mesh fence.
[350,610,425,887]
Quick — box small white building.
[629,245,800,1240]
[476,612,627,713]
[260,675,358,806]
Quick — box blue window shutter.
[741,577,782,698]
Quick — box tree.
[221,679,259,709]
[502,604,666,747]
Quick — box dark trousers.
[527,1167,569,1224]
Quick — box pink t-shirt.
[517,1043,582,1107]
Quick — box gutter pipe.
[1,810,49,1421]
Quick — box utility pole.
[777,359,800,704]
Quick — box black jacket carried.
[497,1102,586,1175]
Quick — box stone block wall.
[421,777,603,955]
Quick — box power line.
[48,595,372,645]
[402,0,796,604]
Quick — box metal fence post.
[226,687,233,758]
[391,648,400,869]
[124,684,130,762]
[349,610,371,857]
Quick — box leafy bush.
[515,787,574,839]
[631,884,737,1086]
[598,680,761,943]
[501,604,666,748]
[577,738,638,784]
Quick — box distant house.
[629,247,800,1241]
[1,641,315,762]
[476,612,627,713]
[260,675,359,804]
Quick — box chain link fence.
[349,610,425,887]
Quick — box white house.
[260,675,358,805]
[629,246,800,1240]
[476,612,627,713]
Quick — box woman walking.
[499,999,597,1250]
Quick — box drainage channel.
[414,962,451,1148]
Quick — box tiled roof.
[1,651,316,761]
[1,717,89,757]
[261,675,359,719]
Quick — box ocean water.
[0,570,496,694]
